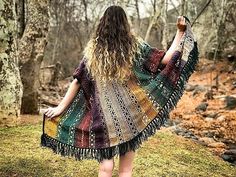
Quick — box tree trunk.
[18,0,49,114]
[16,0,26,38]
[181,0,186,15]
[135,0,141,29]
[144,0,164,42]
[0,0,23,126]
[161,0,169,50]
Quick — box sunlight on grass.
[0,124,235,177]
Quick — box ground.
[0,123,235,177]
[170,58,236,157]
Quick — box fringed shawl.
[41,19,199,162]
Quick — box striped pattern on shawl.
[41,18,199,162]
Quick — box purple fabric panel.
[144,48,166,73]
[73,58,110,148]
[90,82,110,148]
[72,59,92,103]
[160,51,182,85]
[72,58,86,82]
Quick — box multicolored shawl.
[41,18,199,162]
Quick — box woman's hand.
[43,79,80,119]
[161,16,186,65]
[44,105,64,119]
[176,16,186,32]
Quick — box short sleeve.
[72,58,86,82]
[140,42,166,74]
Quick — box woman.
[42,5,198,177]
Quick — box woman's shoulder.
[134,36,154,59]
[135,36,150,48]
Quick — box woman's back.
[42,5,198,173]
[71,41,165,148]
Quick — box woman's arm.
[57,79,80,110]
[161,16,186,65]
[44,79,80,118]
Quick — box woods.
[0,0,232,117]
[0,0,236,176]
[0,0,49,125]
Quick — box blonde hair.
[83,36,142,84]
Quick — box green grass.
[0,123,235,177]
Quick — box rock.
[202,130,215,138]
[208,142,226,148]
[195,102,209,112]
[163,118,174,127]
[204,90,214,99]
[227,54,235,62]
[221,154,235,163]
[185,84,207,94]
[198,137,216,145]
[205,117,214,121]
[219,127,226,133]
[192,85,207,96]
[173,126,184,134]
[221,149,236,163]
[225,142,236,149]
[224,96,236,110]
[172,126,198,141]
[207,112,218,118]
[191,136,199,140]
[195,85,207,92]
[172,119,182,125]
[224,149,236,156]
[185,84,196,92]
[192,90,199,96]
[232,81,236,88]
[230,81,236,90]
[217,115,226,122]
[183,131,198,140]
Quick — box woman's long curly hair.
[84,5,140,83]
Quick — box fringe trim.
[41,42,199,163]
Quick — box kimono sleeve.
[72,58,86,83]
[141,42,166,74]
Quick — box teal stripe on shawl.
[56,89,86,145]
[133,59,176,107]
[133,31,198,108]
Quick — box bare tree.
[169,0,179,15]
[191,0,212,27]
[180,0,187,15]
[161,0,169,49]
[18,0,49,114]
[82,0,89,36]
[145,0,164,42]
[16,0,26,38]
[134,0,141,28]
[211,0,234,59]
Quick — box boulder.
[208,142,227,148]
[224,96,236,110]
[221,149,236,163]
[195,102,209,112]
